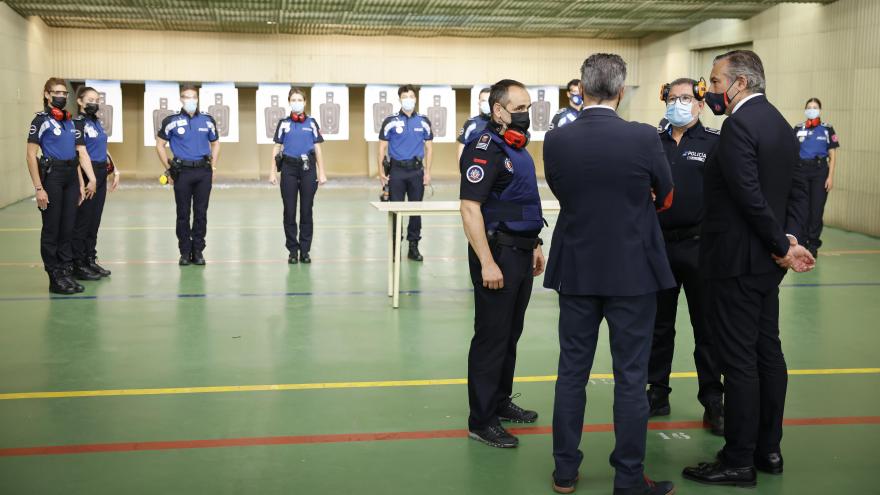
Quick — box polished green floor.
[0,182,878,494]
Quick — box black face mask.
[50,96,67,110]
[84,103,99,116]
[507,110,530,133]
[705,80,739,116]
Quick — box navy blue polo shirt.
[794,122,839,159]
[549,106,580,131]
[657,120,720,230]
[73,114,108,163]
[27,110,83,160]
[457,114,490,144]
[273,114,324,157]
[157,110,218,161]
[379,111,433,161]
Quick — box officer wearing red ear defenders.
[459,79,545,449]
[25,77,98,294]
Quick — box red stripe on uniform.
[472,158,488,164]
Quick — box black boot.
[468,424,518,448]
[407,241,423,261]
[88,257,111,277]
[179,255,191,266]
[48,270,77,295]
[191,250,206,265]
[703,398,724,436]
[288,252,299,264]
[647,387,670,417]
[73,261,102,281]
[62,266,85,293]
[498,395,538,423]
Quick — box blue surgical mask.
[665,100,694,127]
[182,98,198,114]
[401,98,416,112]
[479,101,491,116]
[570,94,583,106]
[805,108,820,120]
[290,102,305,114]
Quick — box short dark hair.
[713,49,765,93]
[805,97,822,109]
[669,78,698,95]
[288,87,306,100]
[567,79,580,91]
[488,79,526,110]
[180,84,199,96]
[580,53,627,101]
[478,87,491,97]
[398,84,416,97]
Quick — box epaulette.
[703,126,720,135]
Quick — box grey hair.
[713,49,766,93]
[580,53,627,101]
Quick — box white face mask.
[401,98,416,112]
[805,108,820,120]
[290,101,305,114]
[182,98,198,114]
[479,101,491,115]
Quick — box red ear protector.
[49,107,70,121]
[660,77,708,102]
[291,112,306,123]
[805,118,821,129]
[502,128,528,149]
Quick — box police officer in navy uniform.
[378,84,433,261]
[71,85,118,281]
[456,87,491,159]
[549,79,583,131]
[155,85,220,266]
[793,97,839,257]
[647,77,724,436]
[26,77,98,294]
[459,79,545,449]
[269,87,328,264]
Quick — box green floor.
[0,182,878,494]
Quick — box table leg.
[387,212,394,297]
[393,212,403,308]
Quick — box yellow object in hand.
[159,172,168,185]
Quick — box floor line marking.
[1,368,877,401]
[1,416,877,457]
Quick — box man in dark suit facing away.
[683,50,815,488]
[543,53,676,495]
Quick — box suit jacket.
[700,95,807,279]
[543,107,676,296]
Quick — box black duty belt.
[91,160,107,167]
[663,225,701,242]
[175,159,210,168]
[489,231,541,250]
[391,158,422,169]
[799,156,828,166]
[281,153,314,166]
[45,158,78,167]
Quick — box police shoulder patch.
[466,165,485,183]
[475,133,491,151]
[704,126,721,135]
[504,157,514,173]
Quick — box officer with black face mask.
[459,79,546,450]
[71,85,118,281]
[26,77,98,294]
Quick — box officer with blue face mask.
[155,85,220,266]
[549,79,583,131]
[457,87,492,160]
[647,77,725,436]
[378,84,433,261]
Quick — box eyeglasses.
[666,95,695,105]
[49,90,69,97]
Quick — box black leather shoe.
[73,263,101,281]
[498,395,538,423]
[755,452,783,474]
[703,398,724,436]
[88,257,111,277]
[288,255,298,264]
[407,241,424,261]
[614,476,675,495]
[179,255,191,266]
[682,461,756,488]
[48,271,77,295]
[647,388,670,417]
[191,251,206,265]
[552,472,579,494]
[468,424,518,448]
[300,253,311,264]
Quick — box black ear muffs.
[50,107,70,121]
[503,129,528,149]
[291,112,306,123]
[661,77,708,102]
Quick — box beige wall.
[634,0,880,236]
[0,4,52,207]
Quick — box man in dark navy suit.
[682,50,814,489]
[543,53,676,495]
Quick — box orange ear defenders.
[49,106,70,121]
[660,77,708,102]
[503,128,528,149]
[291,112,306,123]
